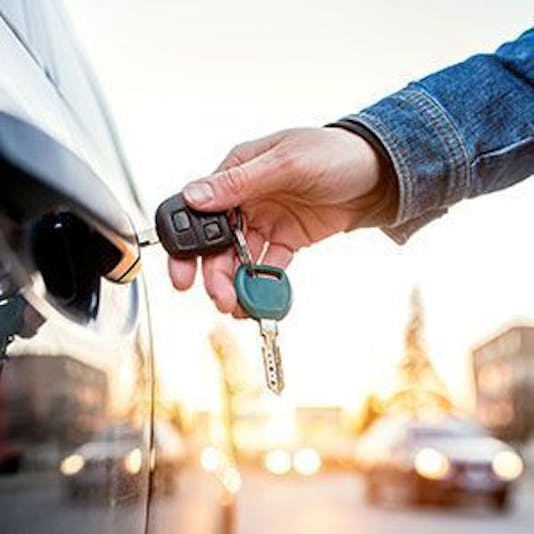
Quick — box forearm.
[336,28,534,243]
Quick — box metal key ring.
[234,206,245,232]
[231,207,254,269]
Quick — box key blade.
[137,227,159,248]
[260,319,285,395]
[262,343,284,395]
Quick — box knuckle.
[226,142,250,166]
[278,147,301,175]
[221,165,248,196]
[233,141,249,157]
[225,148,242,167]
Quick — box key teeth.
[262,345,284,396]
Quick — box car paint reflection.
[0,251,152,532]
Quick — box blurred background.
[59,1,534,532]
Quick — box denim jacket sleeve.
[340,28,534,244]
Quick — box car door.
[0,2,153,532]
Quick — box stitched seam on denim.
[404,86,470,204]
[471,136,534,167]
[381,207,448,245]
[353,112,414,225]
[381,225,409,245]
[413,85,471,199]
[357,95,452,224]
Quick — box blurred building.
[472,326,534,442]
[296,406,343,433]
[0,354,108,448]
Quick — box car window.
[0,0,144,224]
[0,3,31,53]
[40,5,138,200]
[410,421,486,440]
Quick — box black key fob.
[155,193,234,259]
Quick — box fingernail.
[183,181,214,206]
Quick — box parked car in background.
[0,1,233,532]
[354,415,524,511]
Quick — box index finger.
[201,228,265,314]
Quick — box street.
[151,468,534,534]
[2,469,533,533]
[235,471,534,534]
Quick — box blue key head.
[234,264,293,321]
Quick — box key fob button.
[172,210,191,232]
[204,221,222,241]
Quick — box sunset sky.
[63,0,534,412]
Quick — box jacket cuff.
[342,84,470,244]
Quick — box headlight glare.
[492,450,523,481]
[124,448,143,475]
[60,454,84,476]
[293,448,322,476]
[414,448,450,480]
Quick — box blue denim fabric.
[343,28,534,243]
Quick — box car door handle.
[0,112,140,283]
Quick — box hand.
[168,127,380,316]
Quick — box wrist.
[325,122,399,229]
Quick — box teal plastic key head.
[234,264,293,321]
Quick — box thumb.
[183,153,280,212]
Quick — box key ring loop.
[231,207,254,269]
[234,206,245,232]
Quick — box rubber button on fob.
[172,210,191,232]
[204,222,222,241]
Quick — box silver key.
[259,319,285,395]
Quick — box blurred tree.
[386,288,453,415]
[209,324,262,459]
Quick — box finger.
[202,247,237,313]
[229,242,293,319]
[260,242,294,270]
[230,248,253,320]
[232,307,249,319]
[214,132,285,173]
[182,153,282,213]
[168,256,197,290]
[183,130,292,213]
[202,230,265,313]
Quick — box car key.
[233,229,293,395]
[138,192,234,258]
[235,262,293,395]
